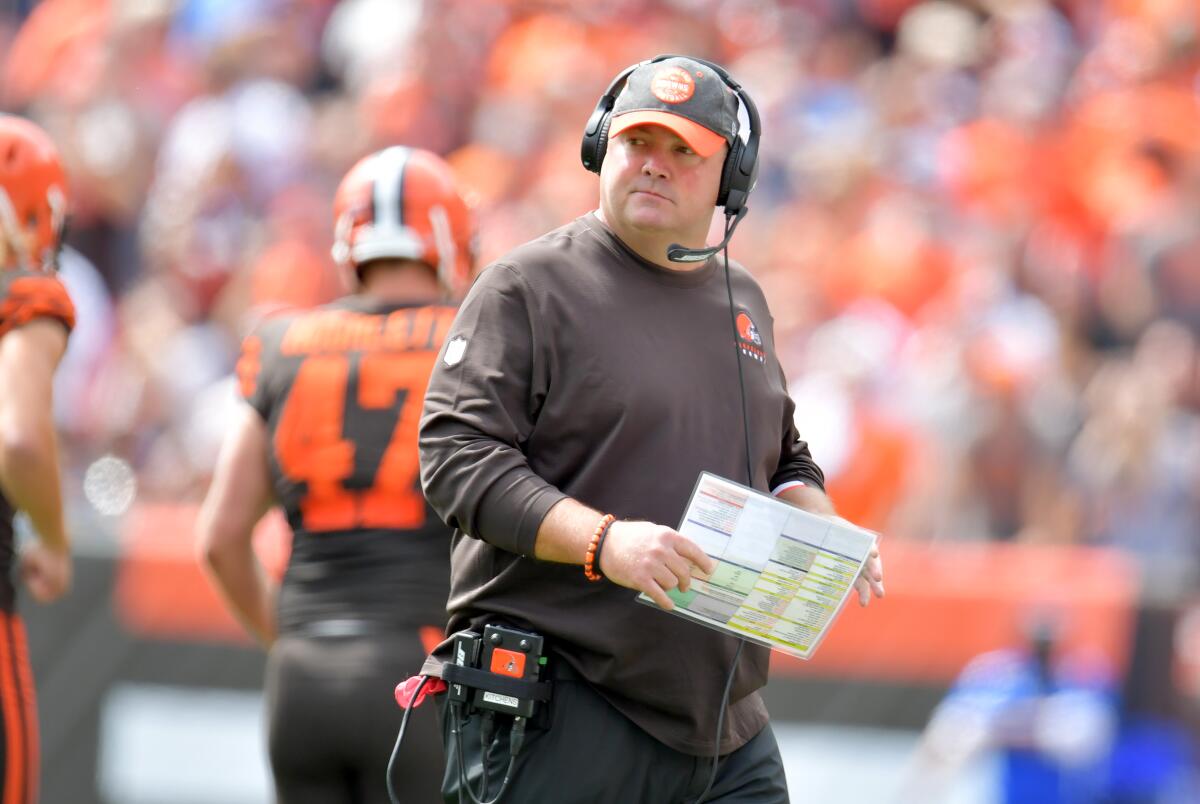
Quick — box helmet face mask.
[0,115,68,273]
[332,146,476,296]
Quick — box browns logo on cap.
[650,67,696,104]
[608,56,740,158]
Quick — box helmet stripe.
[371,146,411,233]
[428,204,455,292]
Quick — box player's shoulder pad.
[0,270,76,339]
[235,312,297,402]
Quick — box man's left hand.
[855,545,884,607]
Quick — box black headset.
[579,54,761,217]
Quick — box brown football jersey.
[0,270,75,611]
[239,297,456,634]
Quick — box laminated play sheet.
[639,472,877,659]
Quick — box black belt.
[287,619,391,638]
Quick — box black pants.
[267,631,443,804]
[439,665,789,804]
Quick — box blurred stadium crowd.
[2,0,1199,638]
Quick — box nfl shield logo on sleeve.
[444,336,467,367]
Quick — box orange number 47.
[273,351,433,532]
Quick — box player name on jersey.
[280,307,452,356]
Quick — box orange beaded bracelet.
[584,514,616,582]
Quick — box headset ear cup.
[591,115,612,174]
[718,139,743,211]
[579,110,613,174]
[580,104,609,173]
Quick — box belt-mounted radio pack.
[440,624,552,804]
[443,625,551,718]
[386,624,551,804]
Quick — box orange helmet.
[332,146,475,295]
[0,115,68,273]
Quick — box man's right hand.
[598,521,716,610]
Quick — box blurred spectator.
[904,611,1120,804]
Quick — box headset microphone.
[666,207,748,263]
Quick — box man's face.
[599,124,727,243]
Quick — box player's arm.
[0,318,71,603]
[196,403,278,647]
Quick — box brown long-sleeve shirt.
[419,212,824,755]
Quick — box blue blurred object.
[1107,716,1196,804]
[931,617,1120,804]
[170,0,280,53]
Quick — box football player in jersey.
[0,114,75,804]
[198,147,475,803]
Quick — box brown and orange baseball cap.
[609,56,740,158]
